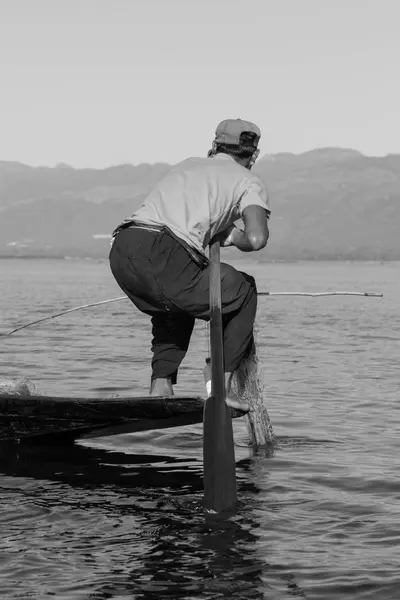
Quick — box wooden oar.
[203,238,237,512]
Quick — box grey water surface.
[0,258,399,599]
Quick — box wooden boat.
[1,239,240,513]
[0,393,243,443]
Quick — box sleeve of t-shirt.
[237,175,271,218]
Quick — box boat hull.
[0,395,242,442]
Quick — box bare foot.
[149,378,174,397]
[225,391,251,413]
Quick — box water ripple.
[1,259,399,599]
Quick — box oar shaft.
[203,238,237,513]
[208,241,225,399]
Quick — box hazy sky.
[0,0,399,167]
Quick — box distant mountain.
[0,148,399,260]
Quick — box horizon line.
[1,146,400,171]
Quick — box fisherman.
[109,118,270,411]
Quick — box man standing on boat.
[109,118,270,411]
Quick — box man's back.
[131,153,269,253]
[109,117,269,405]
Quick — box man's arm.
[223,206,269,252]
[228,174,270,251]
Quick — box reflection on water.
[0,437,308,600]
[1,259,400,599]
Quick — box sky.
[0,0,399,167]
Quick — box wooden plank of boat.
[0,394,243,443]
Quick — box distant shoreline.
[0,255,397,263]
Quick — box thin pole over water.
[1,291,383,337]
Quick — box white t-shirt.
[126,153,271,254]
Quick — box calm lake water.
[0,258,399,599]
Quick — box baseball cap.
[214,118,261,147]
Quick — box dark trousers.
[109,227,257,384]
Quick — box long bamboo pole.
[0,291,383,337]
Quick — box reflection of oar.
[1,290,384,338]
[203,239,236,513]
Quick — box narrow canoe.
[0,394,243,442]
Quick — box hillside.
[0,148,399,260]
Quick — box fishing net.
[231,342,275,447]
[0,377,37,396]
[203,321,275,447]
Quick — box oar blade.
[203,395,237,512]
